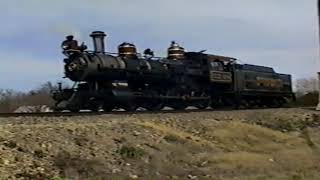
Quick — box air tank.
[167,41,185,60]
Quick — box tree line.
[0,82,61,113]
[294,77,319,107]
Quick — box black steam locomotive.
[52,31,294,112]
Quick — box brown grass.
[0,110,320,179]
[134,120,320,179]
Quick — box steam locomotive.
[52,31,295,112]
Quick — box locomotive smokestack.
[90,31,107,53]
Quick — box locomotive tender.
[52,31,294,112]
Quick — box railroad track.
[0,109,217,118]
[0,107,315,118]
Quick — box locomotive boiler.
[52,31,295,112]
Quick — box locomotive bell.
[90,31,107,53]
[118,42,137,58]
[168,41,185,60]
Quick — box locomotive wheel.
[171,103,187,110]
[53,102,62,112]
[69,108,80,113]
[88,100,102,112]
[145,103,164,111]
[103,104,114,112]
[210,98,223,109]
[256,99,265,108]
[278,98,286,107]
[265,99,279,108]
[271,99,281,108]
[89,106,100,112]
[247,100,256,109]
[122,103,138,112]
[239,100,249,109]
[194,92,210,109]
[123,106,137,111]
[53,108,62,112]
[195,100,210,109]
[89,104,101,112]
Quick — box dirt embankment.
[0,108,320,180]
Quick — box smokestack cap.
[90,31,107,37]
[90,31,107,53]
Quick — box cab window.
[210,61,224,71]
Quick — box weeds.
[163,134,181,143]
[246,112,320,132]
[50,176,66,180]
[117,145,145,159]
[53,151,108,179]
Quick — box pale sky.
[0,0,318,91]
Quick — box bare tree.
[296,78,318,95]
[0,81,61,113]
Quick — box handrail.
[83,51,164,61]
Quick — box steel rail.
[0,109,215,118]
[0,107,311,118]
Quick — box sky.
[0,0,318,91]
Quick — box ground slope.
[0,108,319,180]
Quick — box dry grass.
[0,109,320,179]
[134,119,320,179]
[135,121,220,149]
[209,151,276,173]
[208,121,307,153]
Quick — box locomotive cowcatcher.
[52,31,295,112]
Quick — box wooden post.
[317,0,320,110]
[317,72,320,110]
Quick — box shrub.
[294,92,319,107]
[117,145,145,159]
[0,81,60,113]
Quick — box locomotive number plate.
[210,71,232,83]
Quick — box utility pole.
[317,0,320,110]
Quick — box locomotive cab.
[207,55,234,84]
[210,61,224,71]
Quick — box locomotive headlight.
[68,63,78,71]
